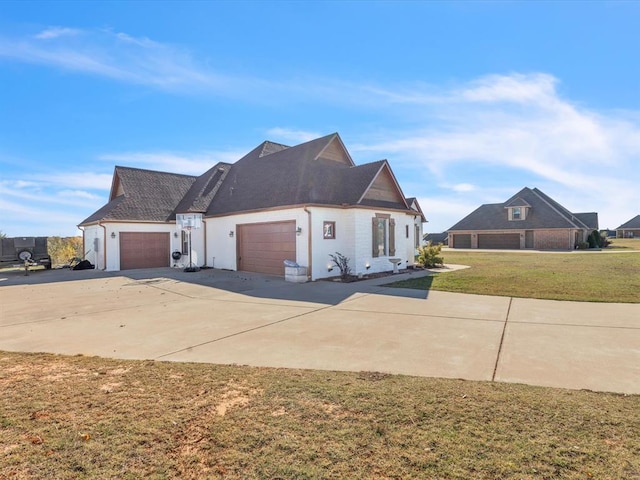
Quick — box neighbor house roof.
[448,187,598,231]
[80,133,417,226]
[616,214,640,229]
[423,232,448,244]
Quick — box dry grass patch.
[1,352,639,479]
[389,250,640,303]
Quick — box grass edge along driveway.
[387,249,640,303]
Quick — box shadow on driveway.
[0,266,432,305]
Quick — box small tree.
[328,252,352,281]
[47,236,83,266]
[416,241,444,268]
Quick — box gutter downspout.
[202,218,208,267]
[98,223,107,270]
[304,206,312,281]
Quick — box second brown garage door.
[237,221,296,276]
[478,233,520,249]
[120,232,170,270]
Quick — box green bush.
[416,241,444,268]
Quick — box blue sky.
[1,1,638,237]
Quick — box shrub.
[328,252,352,281]
[416,241,444,268]
[588,230,601,249]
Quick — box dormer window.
[513,207,522,220]
[508,207,527,221]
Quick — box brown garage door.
[237,221,296,276]
[478,233,520,249]
[120,232,170,270]
[453,234,471,248]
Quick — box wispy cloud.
[349,73,640,230]
[34,26,82,40]
[264,128,323,144]
[0,27,230,93]
[99,150,245,175]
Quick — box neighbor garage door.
[453,234,471,248]
[478,233,520,249]
[237,221,296,276]
[120,232,170,270]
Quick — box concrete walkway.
[1,267,638,394]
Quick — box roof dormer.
[504,197,531,221]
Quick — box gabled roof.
[81,167,196,224]
[206,133,408,216]
[406,197,427,222]
[172,163,232,217]
[616,214,640,229]
[504,197,531,208]
[81,133,417,226]
[448,187,598,231]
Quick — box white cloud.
[348,73,640,231]
[36,172,113,191]
[458,73,559,104]
[99,149,245,175]
[0,27,229,93]
[57,190,101,200]
[34,27,82,40]
[265,128,323,144]
[450,183,476,193]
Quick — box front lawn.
[1,352,639,479]
[389,250,640,303]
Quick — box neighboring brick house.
[616,215,640,238]
[79,133,426,279]
[447,187,598,250]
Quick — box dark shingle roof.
[172,163,232,217]
[617,214,640,229]
[206,134,407,215]
[449,187,598,231]
[81,133,416,225]
[424,232,448,244]
[80,167,196,224]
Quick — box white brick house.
[79,133,425,280]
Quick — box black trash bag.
[73,259,95,270]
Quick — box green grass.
[389,249,640,303]
[1,351,639,479]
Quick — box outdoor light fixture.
[229,231,234,237]
[327,263,333,272]
[174,232,179,238]
[296,226,302,235]
[110,232,116,239]
[365,263,371,270]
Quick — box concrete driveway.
[1,267,638,394]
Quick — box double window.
[372,214,395,257]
